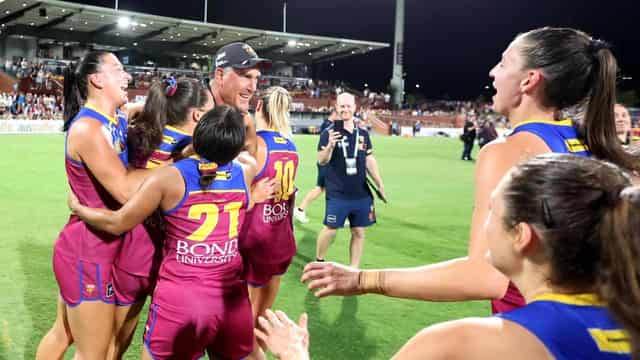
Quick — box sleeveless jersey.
[56,105,128,263]
[145,125,192,168]
[240,130,299,264]
[117,125,193,275]
[494,119,591,313]
[159,157,250,289]
[509,119,590,156]
[498,293,630,360]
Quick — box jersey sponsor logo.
[263,202,290,224]
[162,134,177,145]
[176,238,239,265]
[565,138,588,153]
[106,283,114,298]
[215,171,232,180]
[84,283,96,295]
[588,329,630,354]
[274,136,288,144]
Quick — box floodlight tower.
[390,0,405,108]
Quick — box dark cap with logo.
[214,42,272,70]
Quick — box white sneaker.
[293,208,309,224]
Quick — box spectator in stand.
[615,104,632,146]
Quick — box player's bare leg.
[316,226,338,261]
[108,301,146,359]
[67,302,115,360]
[349,227,365,268]
[36,296,73,360]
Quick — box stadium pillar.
[204,0,208,23]
[283,1,287,32]
[390,0,405,109]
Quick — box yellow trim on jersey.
[189,189,246,195]
[588,329,631,354]
[269,150,297,155]
[84,104,118,125]
[565,139,588,153]
[165,125,191,136]
[512,119,573,131]
[532,293,605,306]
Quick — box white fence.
[0,120,63,134]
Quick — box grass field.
[0,134,484,360]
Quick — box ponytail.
[261,86,292,138]
[128,77,209,164]
[596,186,640,358]
[62,51,110,131]
[63,63,81,131]
[516,28,640,172]
[128,80,170,163]
[583,47,640,172]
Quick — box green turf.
[0,134,484,360]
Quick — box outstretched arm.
[69,167,178,235]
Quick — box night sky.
[70,0,640,100]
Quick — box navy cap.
[214,42,272,70]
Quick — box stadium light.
[287,40,297,47]
[364,83,369,87]
[117,17,131,29]
[416,84,420,88]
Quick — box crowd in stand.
[0,92,63,120]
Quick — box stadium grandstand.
[0,0,638,136]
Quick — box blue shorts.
[316,164,327,188]
[324,197,376,228]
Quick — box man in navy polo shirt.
[315,92,385,268]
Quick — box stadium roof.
[0,0,389,64]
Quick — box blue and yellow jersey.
[498,293,630,360]
[509,119,590,157]
[145,125,192,169]
[67,105,129,166]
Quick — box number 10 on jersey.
[274,160,295,202]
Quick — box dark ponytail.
[502,154,639,358]
[517,28,640,172]
[128,77,210,164]
[192,105,245,190]
[62,51,110,131]
[583,47,639,171]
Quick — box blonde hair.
[261,86,292,138]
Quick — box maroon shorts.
[112,264,156,306]
[143,282,253,359]
[244,258,293,288]
[53,252,116,306]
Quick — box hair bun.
[198,160,218,175]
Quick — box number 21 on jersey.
[186,202,242,242]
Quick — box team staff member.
[294,108,338,224]
[315,92,384,268]
[209,42,271,156]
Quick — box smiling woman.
[35,51,151,360]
